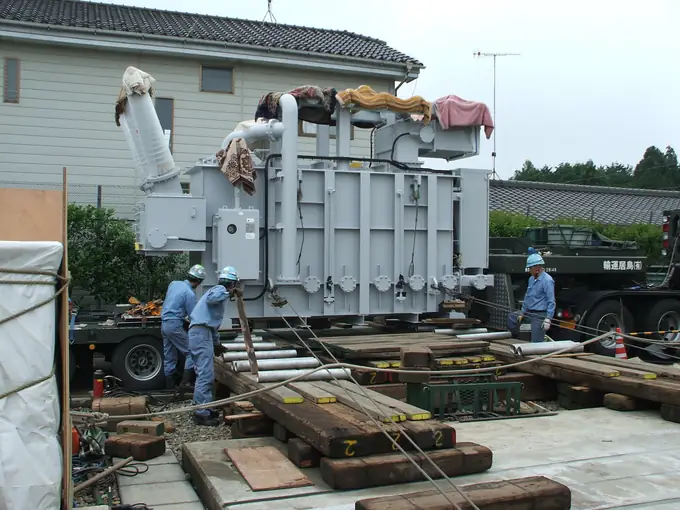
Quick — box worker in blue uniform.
[508,249,556,343]
[188,265,239,426]
[161,264,205,389]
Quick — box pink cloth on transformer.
[434,95,494,139]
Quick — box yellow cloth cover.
[335,85,432,125]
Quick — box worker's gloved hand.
[542,318,551,331]
[214,343,227,357]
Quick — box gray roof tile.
[490,180,680,225]
[0,0,423,66]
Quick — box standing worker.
[508,249,555,343]
[188,266,239,426]
[161,264,205,389]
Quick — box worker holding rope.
[187,266,239,426]
[508,248,556,343]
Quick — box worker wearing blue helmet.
[161,264,205,389]
[187,265,239,426]
[508,248,556,343]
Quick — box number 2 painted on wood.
[369,372,377,384]
[344,439,358,457]
[434,430,443,448]
[391,431,401,450]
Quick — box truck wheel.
[644,299,680,361]
[111,336,164,391]
[583,300,633,356]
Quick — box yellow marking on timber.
[369,361,390,368]
[282,396,304,404]
[437,359,453,366]
[391,431,401,449]
[369,372,377,384]
[481,355,496,362]
[446,357,469,365]
[434,430,444,448]
[344,440,357,457]
[317,397,337,404]
[467,356,482,363]
[389,361,401,368]
[606,370,621,377]
[409,412,432,421]
[642,373,657,380]
[384,414,407,423]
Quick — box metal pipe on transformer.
[454,331,512,341]
[222,349,298,361]
[279,93,300,281]
[231,357,320,372]
[257,368,352,383]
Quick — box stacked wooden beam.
[213,358,494,490]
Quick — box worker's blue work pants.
[162,319,194,376]
[188,325,215,418]
[507,311,546,343]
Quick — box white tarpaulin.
[0,241,64,510]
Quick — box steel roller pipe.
[257,368,352,383]
[512,341,583,356]
[221,342,279,351]
[433,328,488,335]
[231,357,320,372]
[222,349,298,361]
[454,331,512,341]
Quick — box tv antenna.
[473,50,520,179]
[262,0,277,23]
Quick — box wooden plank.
[311,381,406,423]
[587,354,680,381]
[287,382,336,404]
[331,380,432,420]
[320,442,492,490]
[232,289,258,376]
[355,475,571,510]
[0,187,64,242]
[241,374,304,404]
[488,344,680,407]
[224,446,313,491]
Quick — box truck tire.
[111,335,164,391]
[583,300,633,356]
[644,299,680,361]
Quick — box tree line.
[511,145,678,190]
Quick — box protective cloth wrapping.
[0,241,64,510]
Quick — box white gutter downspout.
[279,93,299,282]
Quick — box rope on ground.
[0,267,70,400]
[278,303,477,510]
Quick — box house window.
[200,66,234,94]
[3,58,20,103]
[298,120,355,140]
[154,97,174,152]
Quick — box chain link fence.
[1,180,143,220]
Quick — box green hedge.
[489,210,663,263]
[67,204,188,303]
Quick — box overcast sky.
[106,0,680,178]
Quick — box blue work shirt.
[161,280,198,321]
[189,285,229,341]
[521,271,556,319]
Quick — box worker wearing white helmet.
[187,265,239,426]
[161,264,205,389]
[507,248,556,343]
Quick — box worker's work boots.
[193,410,220,427]
[165,373,178,390]
[179,369,195,389]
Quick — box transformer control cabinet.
[214,208,261,281]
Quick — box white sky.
[105,0,680,178]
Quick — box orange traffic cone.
[614,327,628,359]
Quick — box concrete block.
[117,462,187,487]
[120,481,200,506]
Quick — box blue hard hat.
[526,252,545,268]
[218,266,239,282]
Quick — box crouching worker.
[188,266,239,426]
[161,264,205,389]
[508,249,555,343]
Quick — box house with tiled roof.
[0,0,422,190]
[490,179,680,226]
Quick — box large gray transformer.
[119,68,494,329]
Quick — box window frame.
[298,119,355,141]
[154,96,175,153]
[3,57,20,104]
[199,65,235,95]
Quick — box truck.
[485,220,679,360]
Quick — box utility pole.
[473,51,520,179]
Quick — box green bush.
[67,204,188,303]
[489,211,663,263]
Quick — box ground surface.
[181,407,680,510]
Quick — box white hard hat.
[188,264,206,281]
[218,266,239,282]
